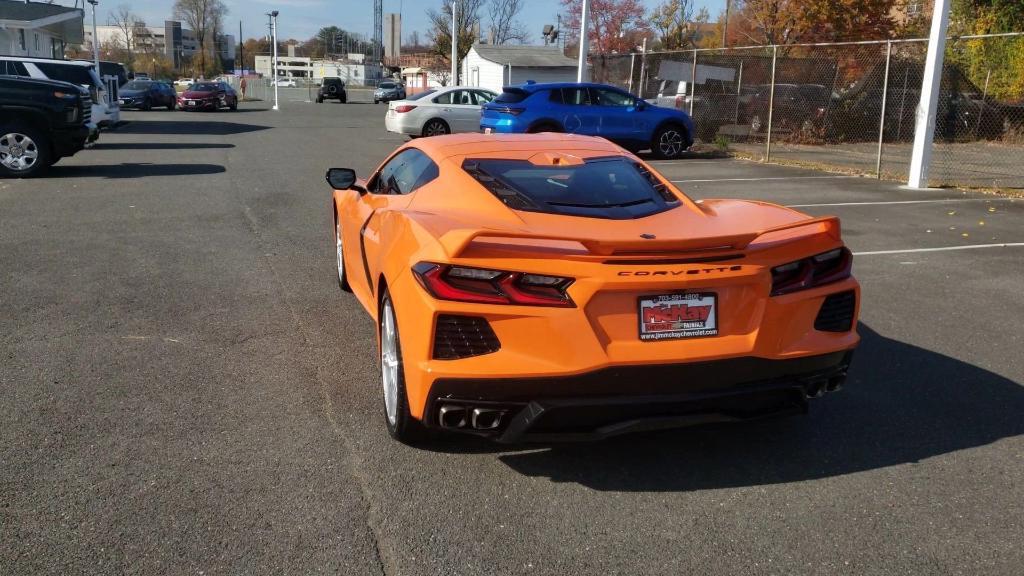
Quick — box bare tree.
[427,0,485,81]
[173,0,227,77]
[487,0,529,44]
[108,4,137,62]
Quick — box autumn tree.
[487,0,529,44]
[108,4,144,65]
[173,0,227,76]
[649,0,710,50]
[427,0,484,83]
[561,0,648,54]
[731,0,897,46]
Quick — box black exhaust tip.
[438,405,467,428]
[471,408,505,430]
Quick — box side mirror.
[326,168,364,193]
[635,99,648,111]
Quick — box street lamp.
[269,10,279,110]
[87,0,99,70]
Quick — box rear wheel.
[422,119,450,137]
[167,99,176,110]
[141,99,152,111]
[380,291,425,444]
[0,124,50,178]
[527,122,562,133]
[651,124,689,159]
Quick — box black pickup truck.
[0,76,95,177]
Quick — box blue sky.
[79,0,725,44]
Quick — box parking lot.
[2,101,1023,575]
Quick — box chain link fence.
[593,32,1024,190]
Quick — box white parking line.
[854,243,1024,256]
[672,175,857,183]
[788,198,1017,207]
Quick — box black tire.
[316,96,323,103]
[0,123,51,178]
[651,123,689,159]
[340,95,347,104]
[379,290,426,444]
[527,122,562,133]
[167,99,175,111]
[141,99,152,111]
[374,99,379,104]
[230,100,238,111]
[422,119,450,137]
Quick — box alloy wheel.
[0,132,39,173]
[424,120,448,137]
[380,299,399,426]
[658,129,684,158]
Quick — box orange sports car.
[326,133,859,444]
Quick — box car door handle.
[443,108,452,112]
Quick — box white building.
[311,60,381,85]
[0,0,84,58]
[462,44,581,93]
[255,54,311,78]
[84,22,234,69]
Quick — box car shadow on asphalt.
[114,120,270,135]
[90,143,235,150]
[437,323,1024,491]
[47,163,226,178]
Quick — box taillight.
[412,263,574,307]
[394,104,417,113]
[770,247,852,296]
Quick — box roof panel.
[470,44,577,68]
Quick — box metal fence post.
[876,40,893,178]
[765,45,778,162]
[689,49,697,117]
[627,53,636,94]
[734,59,743,124]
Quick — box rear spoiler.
[440,216,841,259]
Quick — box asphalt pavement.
[1,100,1022,575]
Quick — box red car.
[177,81,238,111]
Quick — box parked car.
[118,80,177,110]
[272,78,297,87]
[743,83,832,134]
[385,87,497,137]
[177,81,238,111]
[317,77,347,103]
[480,82,695,159]
[133,72,151,80]
[174,77,195,87]
[0,56,116,128]
[0,76,95,177]
[374,80,406,104]
[324,133,859,443]
[651,78,748,141]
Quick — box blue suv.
[480,82,695,158]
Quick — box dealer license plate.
[188,100,196,106]
[638,292,718,341]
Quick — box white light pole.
[450,1,458,86]
[87,0,100,69]
[576,0,591,82]
[907,0,951,188]
[270,10,280,111]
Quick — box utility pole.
[270,11,279,110]
[87,0,99,69]
[577,0,590,82]
[908,0,951,188]
[722,0,730,48]
[451,0,458,85]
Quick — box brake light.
[412,263,574,307]
[394,105,417,113]
[770,247,852,296]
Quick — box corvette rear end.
[326,134,859,443]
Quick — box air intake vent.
[433,315,501,360]
[815,291,856,332]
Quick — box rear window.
[495,89,528,104]
[379,82,396,89]
[462,157,680,219]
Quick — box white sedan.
[174,77,194,87]
[384,86,497,137]
[272,78,297,87]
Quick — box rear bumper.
[385,113,420,135]
[426,350,854,442]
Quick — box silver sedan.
[384,86,497,137]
